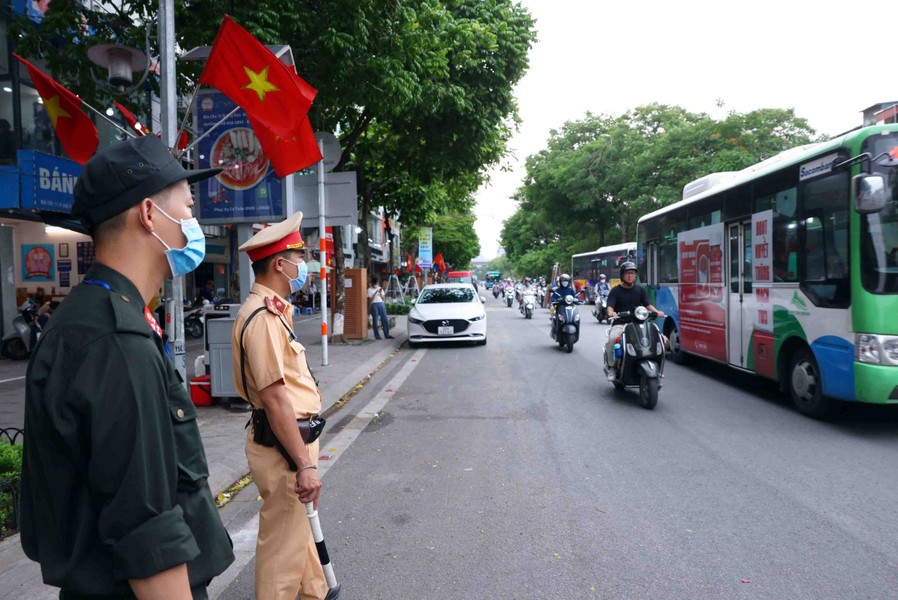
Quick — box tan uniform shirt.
[232,282,321,418]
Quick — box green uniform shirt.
[21,263,234,598]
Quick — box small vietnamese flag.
[199,15,316,138]
[15,54,98,165]
[434,253,446,273]
[113,101,150,135]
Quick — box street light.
[86,43,150,95]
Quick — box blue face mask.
[151,205,206,277]
[281,259,308,294]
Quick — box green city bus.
[485,271,502,289]
[637,124,898,418]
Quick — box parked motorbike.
[184,305,205,339]
[1,299,41,360]
[549,294,581,353]
[604,307,665,410]
[505,287,514,307]
[520,290,536,319]
[592,291,609,323]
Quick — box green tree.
[431,213,480,270]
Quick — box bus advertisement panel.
[752,211,776,378]
[677,223,726,362]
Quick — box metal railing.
[0,428,24,541]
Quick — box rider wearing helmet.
[594,273,610,299]
[605,262,664,380]
[550,273,578,304]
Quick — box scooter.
[184,304,205,339]
[549,294,581,353]
[505,287,514,308]
[604,307,665,410]
[592,291,609,323]
[493,285,502,299]
[1,299,41,360]
[520,290,536,319]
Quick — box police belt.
[239,305,326,472]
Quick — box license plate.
[438,326,454,335]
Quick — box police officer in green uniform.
[20,136,234,599]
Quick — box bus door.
[727,222,753,367]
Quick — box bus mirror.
[854,173,889,214]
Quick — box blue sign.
[17,150,81,213]
[57,259,72,273]
[195,92,284,225]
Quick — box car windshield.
[417,288,475,304]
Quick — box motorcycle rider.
[605,262,665,380]
[518,277,534,310]
[594,274,611,321]
[550,273,578,304]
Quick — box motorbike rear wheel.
[1,337,28,360]
[186,319,204,339]
[639,373,659,410]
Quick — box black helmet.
[619,261,637,278]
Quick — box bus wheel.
[668,326,690,365]
[788,349,839,419]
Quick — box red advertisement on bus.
[677,224,727,362]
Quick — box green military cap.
[72,135,221,230]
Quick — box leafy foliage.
[501,104,817,277]
[432,213,480,270]
[0,441,23,538]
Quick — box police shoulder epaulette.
[264,296,287,316]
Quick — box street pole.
[317,139,329,365]
[159,0,187,385]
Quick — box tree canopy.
[500,104,817,279]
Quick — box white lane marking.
[210,348,427,599]
[0,376,25,384]
[317,347,427,477]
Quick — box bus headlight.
[856,334,898,365]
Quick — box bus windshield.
[860,133,898,294]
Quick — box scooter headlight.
[635,306,649,321]
[565,295,574,305]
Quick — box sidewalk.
[0,314,407,599]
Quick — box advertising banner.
[752,210,776,377]
[22,244,54,282]
[17,150,81,213]
[195,92,284,225]
[418,227,433,268]
[677,223,727,362]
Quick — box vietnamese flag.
[247,113,322,177]
[15,54,98,165]
[113,101,151,135]
[434,253,446,273]
[199,15,316,138]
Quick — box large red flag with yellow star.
[247,113,322,177]
[199,15,317,138]
[14,54,98,165]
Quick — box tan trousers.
[247,435,328,600]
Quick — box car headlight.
[408,315,425,325]
[856,334,898,365]
[469,314,485,322]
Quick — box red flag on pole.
[434,253,446,273]
[14,54,98,165]
[113,101,150,135]
[199,15,317,137]
[247,113,322,177]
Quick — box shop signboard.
[22,243,55,282]
[17,150,81,213]
[677,223,726,362]
[194,92,285,225]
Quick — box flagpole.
[173,84,201,150]
[80,100,138,138]
[177,105,241,157]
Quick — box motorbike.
[493,284,502,299]
[184,304,205,339]
[592,291,609,323]
[604,307,665,410]
[549,294,581,353]
[1,298,41,360]
[520,290,536,319]
[505,287,514,308]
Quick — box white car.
[407,284,487,347]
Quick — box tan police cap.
[239,212,304,262]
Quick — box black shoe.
[385,335,395,339]
[374,336,382,340]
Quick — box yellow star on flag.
[242,65,280,102]
[44,95,71,128]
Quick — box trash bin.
[190,374,213,406]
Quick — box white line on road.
[210,347,427,599]
[0,376,25,384]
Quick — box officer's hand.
[295,469,322,508]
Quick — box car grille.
[422,319,470,334]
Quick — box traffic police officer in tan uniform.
[232,212,329,600]
[21,135,234,599]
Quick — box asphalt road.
[217,297,898,600]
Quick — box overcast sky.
[473,0,897,260]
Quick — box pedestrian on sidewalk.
[367,277,393,339]
[232,212,330,600]
[20,136,234,599]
